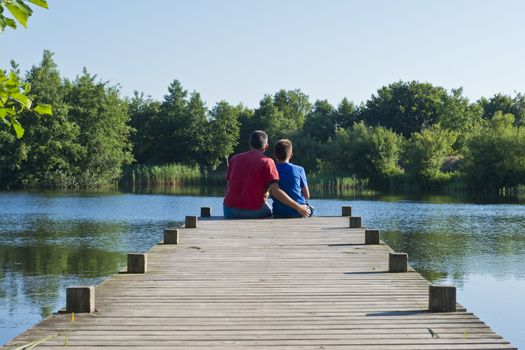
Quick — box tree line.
[2,50,525,192]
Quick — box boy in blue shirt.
[272,139,313,218]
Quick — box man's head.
[249,130,269,150]
[274,139,293,162]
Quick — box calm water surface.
[1,189,524,348]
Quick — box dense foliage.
[2,51,525,192]
[0,52,132,188]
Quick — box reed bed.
[121,164,203,186]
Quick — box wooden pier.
[2,214,516,349]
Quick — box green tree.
[335,97,357,131]
[132,80,222,169]
[65,70,133,187]
[302,98,357,143]
[233,106,255,154]
[288,132,322,173]
[478,93,525,126]
[403,126,457,182]
[359,81,452,137]
[0,51,80,188]
[155,80,191,164]
[322,122,404,182]
[302,100,336,143]
[437,88,483,153]
[0,121,26,186]
[463,112,525,190]
[251,90,311,144]
[250,94,282,142]
[201,101,243,170]
[272,89,311,134]
[13,51,81,187]
[128,92,162,164]
[180,91,208,164]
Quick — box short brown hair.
[274,139,293,161]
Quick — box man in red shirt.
[223,130,311,219]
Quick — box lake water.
[0,189,524,348]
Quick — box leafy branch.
[0,0,48,32]
[0,0,52,138]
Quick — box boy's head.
[274,139,293,162]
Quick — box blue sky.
[2,0,525,108]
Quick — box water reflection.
[309,186,525,205]
[0,241,125,343]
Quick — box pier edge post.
[200,207,212,218]
[66,286,95,313]
[185,215,198,228]
[164,228,179,244]
[127,253,147,273]
[429,284,457,312]
[365,229,380,244]
[388,252,408,272]
[342,206,352,217]
[349,216,362,228]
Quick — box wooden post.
[365,229,380,244]
[429,285,457,312]
[66,286,95,313]
[341,206,352,217]
[127,253,147,273]
[185,215,197,228]
[389,252,408,272]
[200,207,212,217]
[164,228,179,244]
[349,216,361,228]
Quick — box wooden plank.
[2,217,516,349]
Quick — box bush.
[462,113,525,190]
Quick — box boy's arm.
[301,186,310,200]
[269,182,310,217]
[300,167,310,200]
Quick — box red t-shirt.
[224,150,280,210]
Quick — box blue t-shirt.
[272,162,308,218]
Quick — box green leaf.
[11,93,32,109]
[5,1,32,28]
[0,107,9,119]
[28,0,49,9]
[12,120,24,138]
[0,17,8,31]
[5,17,17,29]
[34,104,52,115]
[3,108,16,116]
[9,71,20,84]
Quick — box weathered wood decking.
[3,216,516,349]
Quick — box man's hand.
[269,183,311,218]
[296,204,311,218]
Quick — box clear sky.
[2,0,525,108]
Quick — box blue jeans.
[223,202,272,219]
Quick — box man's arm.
[269,182,311,217]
